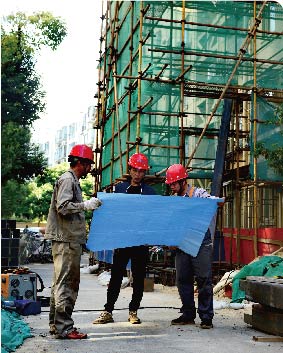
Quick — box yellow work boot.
[128,310,141,324]
[93,311,114,324]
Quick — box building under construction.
[92,1,283,266]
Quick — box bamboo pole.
[253,0,259,258]
[179,0,186,164]
[113,72,124,176]
[126,1,135,172]
[148,48,283,66]
[113,73,283,97]
[155,64,168,79]
[112,13,124,176]
[176,65,193,81]
[144,15,283,36]
[109,2,120,184]
[126,141,180,149]
[235,101,241,264]
[136,1,144,153]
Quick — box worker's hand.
[167,246,178,250]
[83,197,102,211]
[217,197,225,208]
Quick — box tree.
[9,163,94,223]
[1,123,47,184]
[1,12,67,184]
[1,179,30,219]
[254,103,283,176]
[1,12,67,218]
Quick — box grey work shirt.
[45,169,86,244]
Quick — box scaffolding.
[93,1,283,265]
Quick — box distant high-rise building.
[37,106,96,166]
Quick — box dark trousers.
[104,246,148,313]
[175,239,214,321]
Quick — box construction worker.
[93,153,155,325]
[45,144,102,339]
[165,164,221,329]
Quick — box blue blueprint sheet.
[87,192,222,257]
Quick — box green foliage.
[1,163,94,222]
[254,142,283,176]
[37,162,93,198]
[1,180,30,218]
[254,103,283,176]
[1,35,45,126]
[2,12,67,52]
[36,162,70,186]
[1,12,67,185]
[1,122,47,184]
[264,104,283,129]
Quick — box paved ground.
[14,254,283,353]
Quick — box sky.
[1,0,103,140]
[2,0,283,141]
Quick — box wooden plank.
[253,336,283,342]
[244,313,252,325]
[247,304,283,337]
[239,279,283,309]
[246,276,283,284]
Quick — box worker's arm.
[56,178,101,215]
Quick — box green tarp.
[231,256,283,303]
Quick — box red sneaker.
[65,330,88,339]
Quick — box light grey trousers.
[49,241,82,335]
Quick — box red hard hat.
[128,153,149,170]
[69,144,94,163]
[165,164,188,184]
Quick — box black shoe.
[171,315,195,325]
[200,320,213,329]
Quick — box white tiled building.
[36,106,96,166]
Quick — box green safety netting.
[100,1,283,187]
[1,308,32,353]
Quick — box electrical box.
[1,273,37,300]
